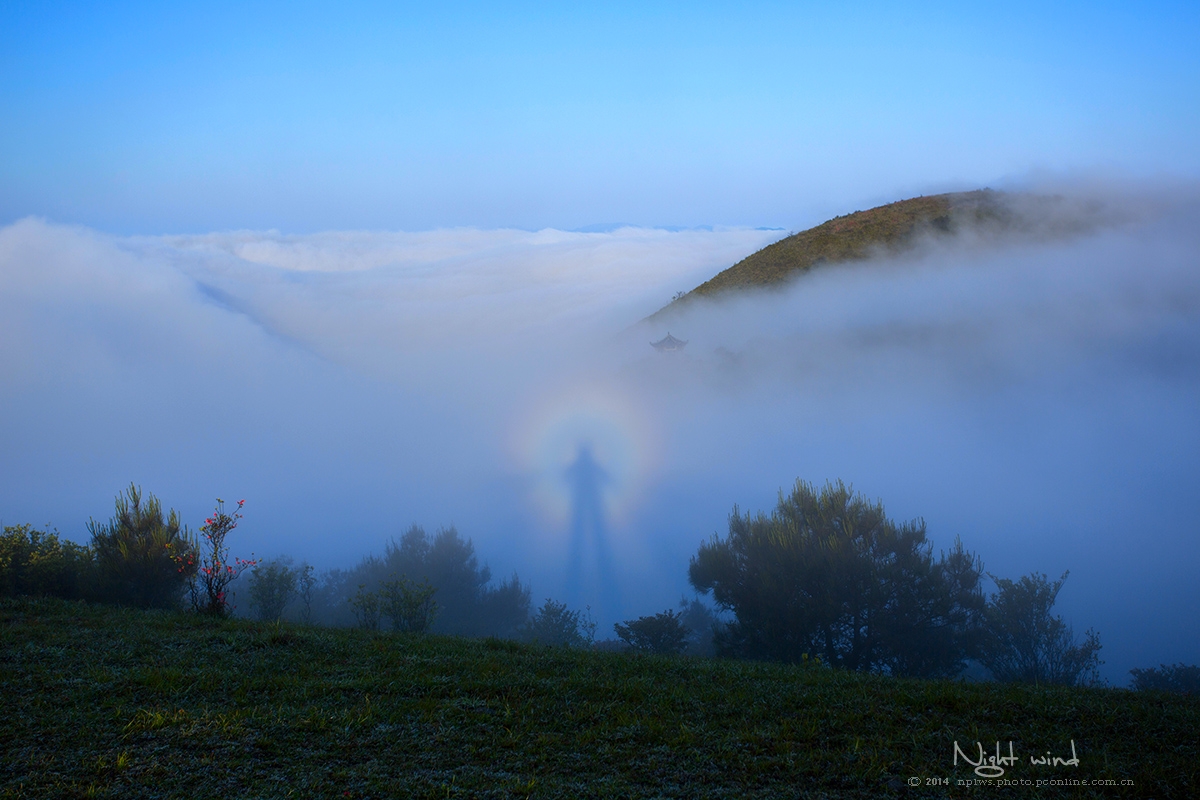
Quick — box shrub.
[978,571,1102,686]
[475,573,532,640]
[351,584,382,630]
[0,524,90,599]
[247,558,298,621]
[88,484,198,609]
[676,596,724,657]
[614,610,690,655]
[379,575,438,633]
[190,498,258,617]
[297,562,316,625]
[1130,663,1200,695]
[522,599,595,648]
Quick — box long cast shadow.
[565,442,619,617]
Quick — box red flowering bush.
[187,498,258,617]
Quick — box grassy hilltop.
[3,597,1196,799]
[646,189,1103,323]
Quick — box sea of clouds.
[2,185,1197,680]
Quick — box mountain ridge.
[643,188,1103,324]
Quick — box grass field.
[2,597,1195,798]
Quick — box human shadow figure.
[565,442,619,615]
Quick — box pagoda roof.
[651,332,688,352]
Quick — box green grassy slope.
[3,597,1196,798]
[645,189,1100,324]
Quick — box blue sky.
[3,1,1198,233]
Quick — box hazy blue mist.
[2,185,1197,683]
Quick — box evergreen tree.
[87,484,198,609]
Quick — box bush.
[676,596,724,657]
[978,571,1102,686]
[247,558,298,621]
[1129,663,1200,695]
[88,484,198,609]
[522,599,595,648]
[475,573,532,640]
[0,524,90,599]
[190,498,258,617]
[614,609,690,655]
[297,562,317,625]
[351,584,382,630]
[379,575,438,633]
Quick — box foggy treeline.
[279,525,530,638]
[7,478,1200,695]
[230,525,722,658]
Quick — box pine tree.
[88,484,197,609]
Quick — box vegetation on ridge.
[646,189,1105,322]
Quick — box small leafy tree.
[614,609,690,655]
[88,484,198,609]
[379,575,438,633]
[978,571,1102,686]
[351,584,382,630]
[676,596,724,657]
[1129,663,1200,695]
[476,573,533,640]
[297,562,316,625]
[247,558,298,621]
[689,479,984,675]
[190,498,258,617]
[0,524,91,599]
[522,599,595,647]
